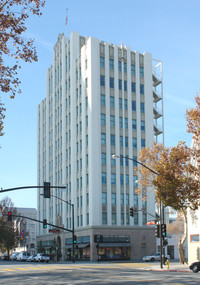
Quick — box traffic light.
[163,239,168,247]
[94,234,97,243]
[44,182,51,198]
[43,219,47,228]
[99,235,103,242]
[130,207,134,217]
[8,211,12,221]
[161,223,167,238]
[155,224,160,238]
[74,235,77,244]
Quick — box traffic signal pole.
[41,192,75,263]
[160,200,163,269]
[72,204,75,263]
[113,154,165,270]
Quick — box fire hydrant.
[166,259,169,270]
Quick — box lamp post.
[41,193,75,263]
[112,154,164,269]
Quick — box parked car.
[10,252,19,261]
[27,255,36,262]
[189,261,200,273]
[17,252,30,262]
[34,253,50,263]
[143,252,170,262]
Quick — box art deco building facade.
[37,31,163,261]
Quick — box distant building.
[157,216,188,260]
[16,207,37,254]
[37,31,164,261]
[188,140,200,264]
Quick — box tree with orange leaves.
[137,141,200,264]
[186,93,200,161]
[0,0,46,136]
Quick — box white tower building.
[37,31,163,261]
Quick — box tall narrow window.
[131,64,135,75]
[100,56,105,68]
[120,136,123,147]
[101,113,106,125]
[141,120,145,131]
[110,77,114,88]
[102,192,107,204]
[110,115,115,127]
[140,102,145,113]
[140,84,144,95]
[132,119,137,130]
[110,134,115,146]
[111,173,116,185]
[120,193,124,205]
[118,61,122,72]
[141,139,146,148]
[110,96,115,108]
[133,138,137,148]
[140,66,144,77]
[119,98,122,109]
[101,94,105,106]
[101,133,106,144]
[131,82,136,93]
[102,172,107,184]
[109,58,114,70]
[125,118,128,128]
[124,80,127,91]
[100,75,105,87]
[132,100,136,111]
[119,79,122,90]
[124,99,128,110]
[101,153,106,164]
[119,117,123,128]
[124,62,127,73]
[111,193,116,204]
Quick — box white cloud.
[23,32,54,52]
[165,94,196,108]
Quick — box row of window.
[101,114,145,130]
[101,172,138,186]
[101,154,137,166]
[100,95,145,113]
[100,56,144,77]
[100,75,144,94]
[102,212,147,225]
[102,192,143,206]
[101,133,145,148]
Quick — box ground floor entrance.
[37,226,156,262]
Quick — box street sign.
[20,229,24,239]
[146,221,156,225]
[49,229,60,233]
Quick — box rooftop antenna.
[65,8,68,38]
[121,42,124,61]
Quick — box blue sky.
[0,0,198,208]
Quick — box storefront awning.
[99,243,131,247]
[66,243,90,249]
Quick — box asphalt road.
[0,261,199,284]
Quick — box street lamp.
[112,154,164,269]
[41,193,75,263]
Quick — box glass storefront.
[98,246,130,260]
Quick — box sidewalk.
[149,262,191,272]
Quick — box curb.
[151,269,191,273]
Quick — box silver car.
[143,252,170,262]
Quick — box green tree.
[0,196,19,256]
[137,141,200,264]
[0,0,46,135]
[37,240,45,253]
